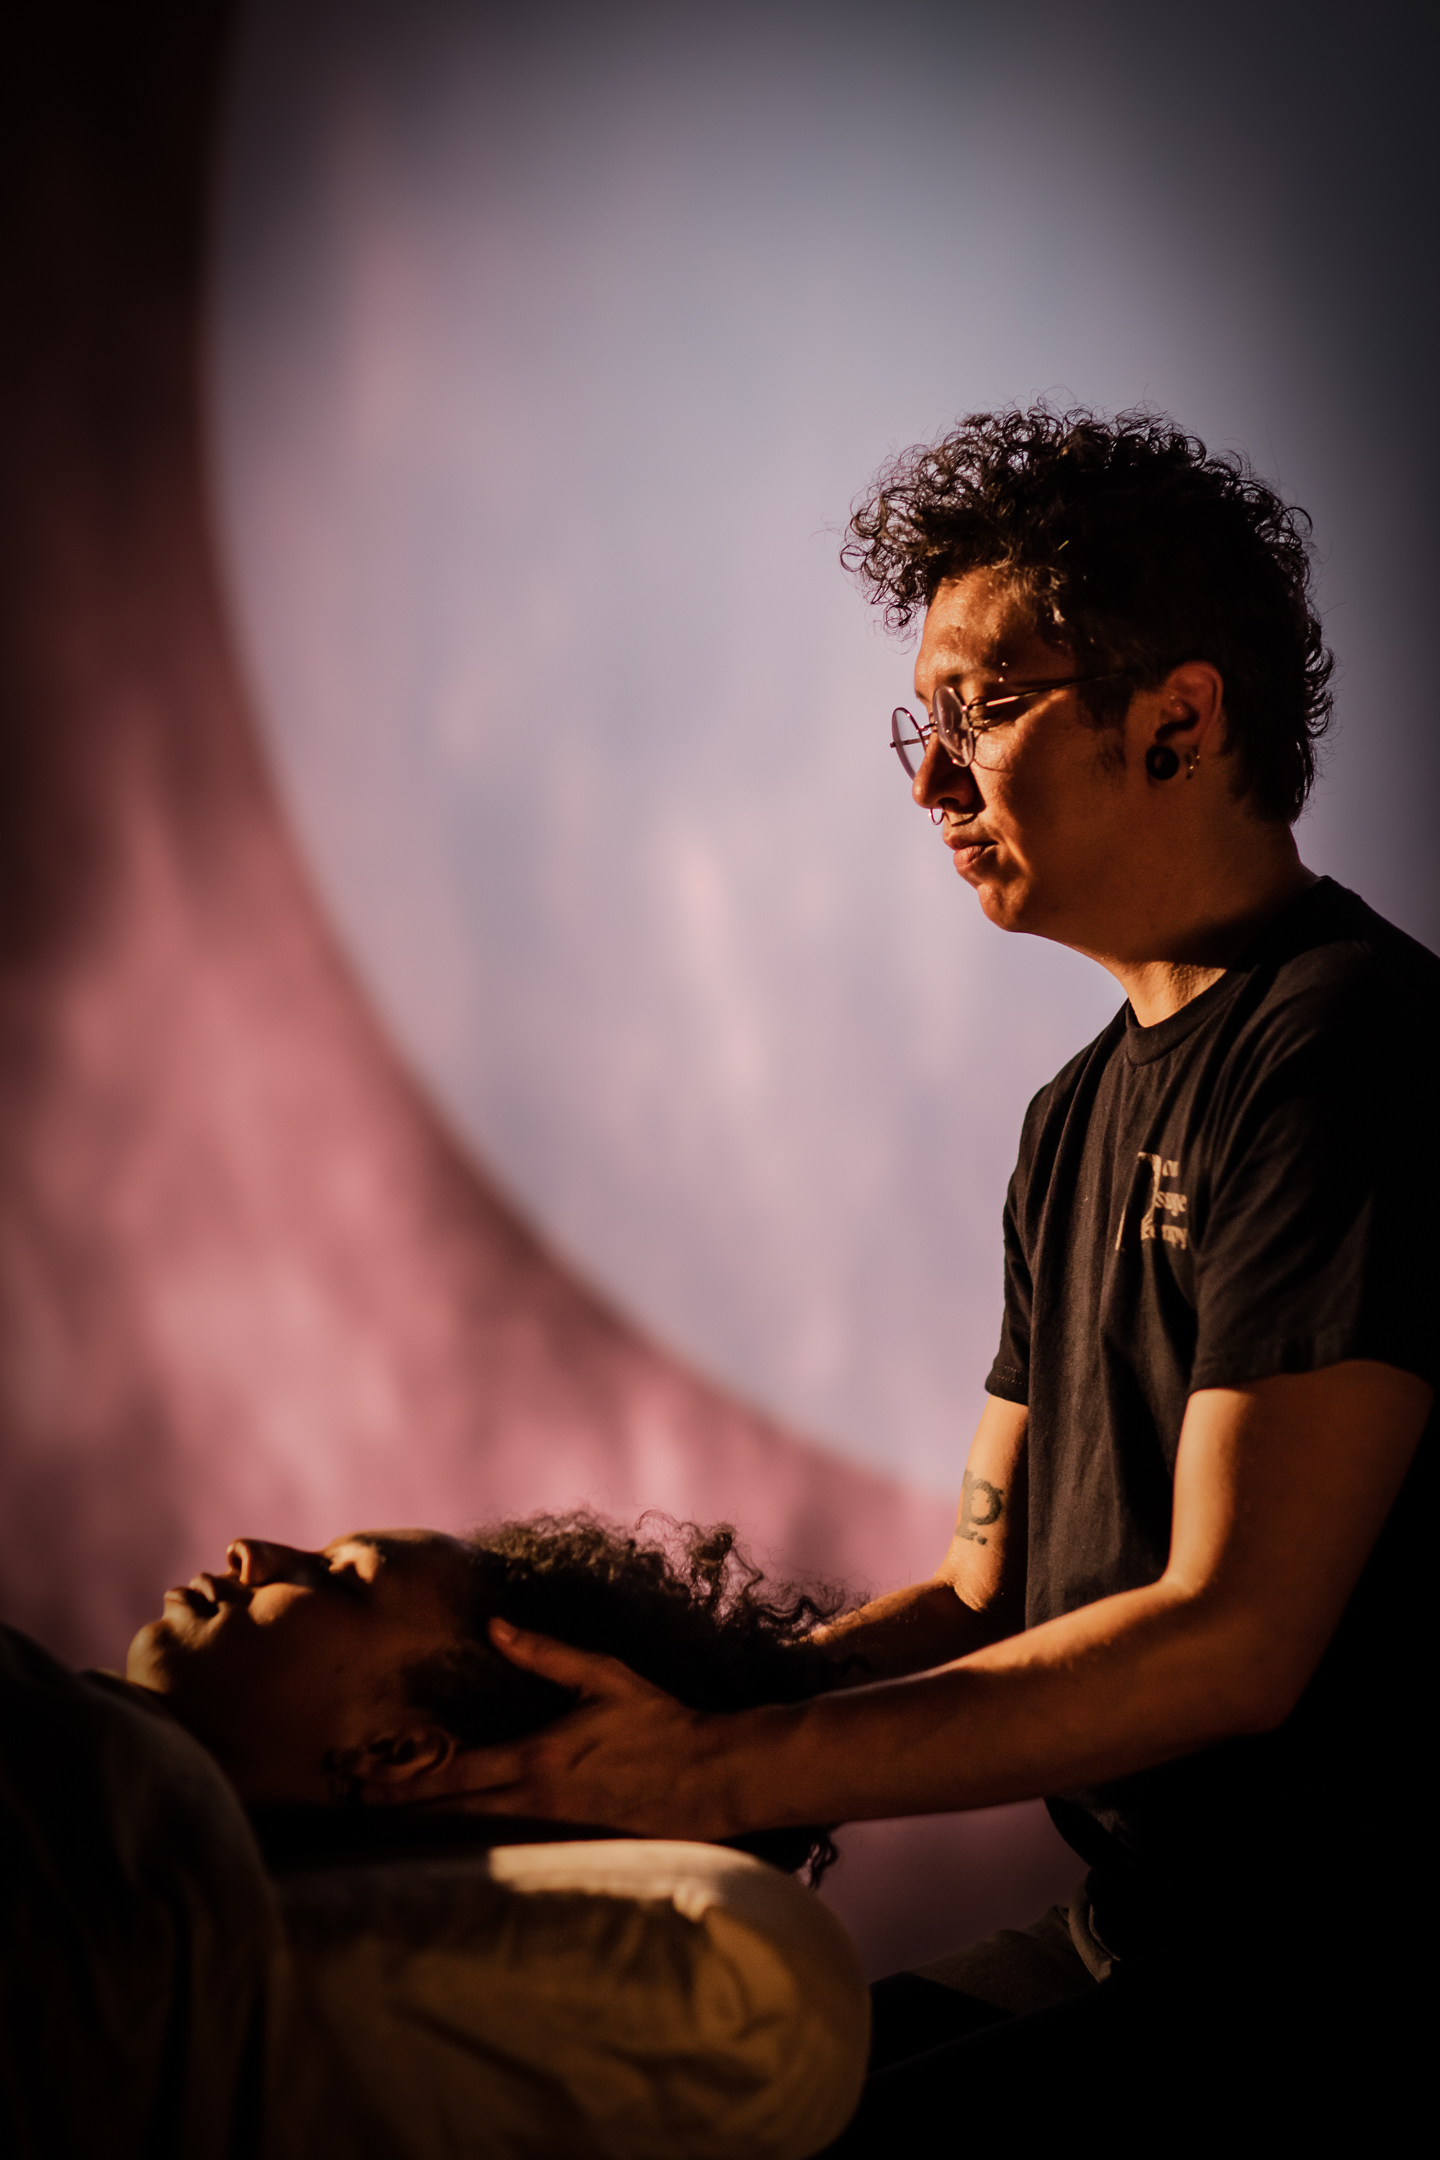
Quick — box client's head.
[127,1513,843,1871]
[127,1526,476,1805]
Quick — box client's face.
[127,1529,472,1805]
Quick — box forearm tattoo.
[958,1469,1004,1546]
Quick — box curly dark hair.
[842,405,1333,821]
[402,1512,850,1883]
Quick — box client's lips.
[166,1583,217,1617]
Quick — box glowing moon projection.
[211,0,1408,1490]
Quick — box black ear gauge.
[1145,744,1181,781]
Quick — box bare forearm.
[811,1397,1029,1685]
[702,1370,1435,1838]
[429,1367,1430,1842]
[705,1575,1275,1837]
[811,1578,1012,1684]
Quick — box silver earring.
[1184,749,1199,780]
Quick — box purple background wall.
[211,0,1440,1508]
[1,0,1433,1979]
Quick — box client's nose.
[226,1537,318,1588]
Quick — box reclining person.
[1,1515,859,2157]
[123,1512,844,1877]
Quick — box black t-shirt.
[985,878,1437,1963]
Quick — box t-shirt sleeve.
[985,1156,1033,1406]
[1189,959,1439,1393]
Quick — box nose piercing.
[930,806,945,825]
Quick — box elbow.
[1163,1588,1315,1741]
[1200,1635,1313,1740]
[1224,1676,1300,1739]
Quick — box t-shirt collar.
[1123,876,1336,1066]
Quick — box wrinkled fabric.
[264,1840,870,2160]
[986,878,1437,1959]
[0,1627,279,2158]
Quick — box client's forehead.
[329,1528,474,1615]
[330,1528,467,1560]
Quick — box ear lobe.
[354,1725,459,1789]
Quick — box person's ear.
[1149,660,1226,761]
[352,1723,460,1792]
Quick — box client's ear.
[353,1723,459,1793]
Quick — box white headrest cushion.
[265,1839,868,2159]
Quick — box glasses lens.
[890,707,925,776]
[931,685,974,768]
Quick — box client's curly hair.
[842,404,1333,821]
[403,1513,851,1883]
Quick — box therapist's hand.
[359,1618,774,1837]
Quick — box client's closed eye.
[320,1537,385,1596]
[324,1560,369,1599]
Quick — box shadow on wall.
[0,0,1077,1978]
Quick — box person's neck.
[1098,835,1316,1029]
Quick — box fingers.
[357,1739,532,1810]
[355,1630,661,1815]
[487,1618,654,1699]
[353,1636,736,1835]
[356,1694,719,1831]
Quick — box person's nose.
[912,727,981,816]
[226,1538,319,1589]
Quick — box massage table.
[0,1624,867,2156]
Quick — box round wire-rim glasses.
[889,670,1129,778]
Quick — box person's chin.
[962,852,1025,929]
[128,1615,210,1695]
[126,1599,218,1681]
